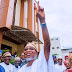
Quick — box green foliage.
[2,49,9,55]
[10,59,14,65]
[52,54,58,56]
[16,53,20,57]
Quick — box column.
[36,17,40,52]
[0,0,15,29]
[27,0,33,31]
[19,0,24,27]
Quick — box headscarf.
[25,42,37,51]
[64,60,69,65]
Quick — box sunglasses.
[58,59,62,60]
[65,63,69,65]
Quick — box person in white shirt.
[13,57,20,72]
[0,52,14,72]
[20,53,27,67]
[18,1,59,72]
[55,56,66,72]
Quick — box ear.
[36,52,38,57]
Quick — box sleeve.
[38,47,59,72]
[36,47,48,72]
[47,51,60,72]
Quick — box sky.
[38,0,72,48]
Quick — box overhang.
[0,25,43,45]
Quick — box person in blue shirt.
[0,65,5,72]
[0,50,3,63]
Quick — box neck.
[5,63,9,65]
[26,59,35,67]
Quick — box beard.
[25,57,36,62]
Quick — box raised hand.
[34,1,45,24]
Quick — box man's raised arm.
[34,2,50,61]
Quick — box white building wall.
[50,37,62,58]
[61,49,72,60]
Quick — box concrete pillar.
[36,17,40,52]
[19,0,24,27]
[34,9,36,35]
[0,0,15,29]
[27,0,33,32]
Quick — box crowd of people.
[0,1,72,72]
[1,47,72,72]
[0,50,27,72]
[53,54,72,72]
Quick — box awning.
[1,25,43,44]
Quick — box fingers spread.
[34,3,37,10]
[38,1,39,8]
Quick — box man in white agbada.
[13,57,20,72]
[55,56,66,72]
[18,1,58,72]
[0,52,14,72]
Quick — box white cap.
[3,52,11,57]
[58,56,62,59]
[14,57,20,61]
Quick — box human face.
[54,58,57,63]
[1,57,4,62]
[70,57,72,63]
[24,46,37,59]
[65,61,71,69]
[0,53,2,58]
[58,58,63,65]
[20,53,25,60]
[65,57,68,60]
[4,56,11,65]
[14,60,20,66]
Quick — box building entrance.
[1,44,12,54]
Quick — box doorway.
[1,44,12,54]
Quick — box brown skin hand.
[34,1,50,62]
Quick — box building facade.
[0,0,42,54]
[50,37,62,58]
[61,47,72,60]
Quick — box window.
[51,38,54,40]
[57,47,59,49]
[52,47,55,49]
[56,38,58,40]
